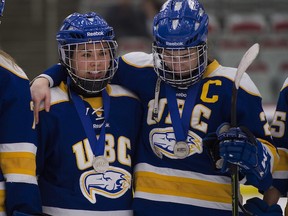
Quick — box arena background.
[1,0,288,211]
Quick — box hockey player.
[34,12,142,216]
[244,77,288,216]
[30,0,279,215]
[0,50,43,216]
[0,1,42,216]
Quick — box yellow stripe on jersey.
[0,182,5,212]
[135,171,232,204]
[83,96,102,108]
[0,152,36,176]
[275,148,288,171]
[240,185,260,196]
[202,60,220,78]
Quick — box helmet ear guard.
[152,0,209,88]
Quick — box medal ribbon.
[68,78,110,157]
[152,78,162,122]
[165,82,201,142]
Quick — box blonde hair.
[0,49,17,65]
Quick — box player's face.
[163,48,198,77]
[72,42,111,80]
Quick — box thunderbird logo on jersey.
[149,127,202,159]
[79,167,131,203]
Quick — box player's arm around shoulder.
[120,52,153,68]
[117,52,154,82]
[37,82,70,111]
[108,84,140,103]
[30,64,67,124]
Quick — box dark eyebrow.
[79,47,109,51]
[163,51,189,57]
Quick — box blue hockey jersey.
[114,52,278,216]
[36,81,142,216]
[0,53,41,216]
[43,52,278,216]
[270,78,288,196]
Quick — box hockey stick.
[230,43,260,216]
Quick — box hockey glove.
[216,123,272,190]
[243,197,282,216]
[202,132,223,170]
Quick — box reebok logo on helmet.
[165,42,184,46]
[87,31,104,37]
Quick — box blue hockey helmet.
[153,0,208,48]
[57,12,118,95]
[0,0,5,16]
[152,0,209,88]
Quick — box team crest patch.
[80,166,131,203]
[149,127,202,159]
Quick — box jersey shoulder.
[50,83,69,104]
[206,60,261,96]
[280,77,288,92]
[39,82,69,111]
[40,83,141,110]
[121,52,154,68]
[108,84,140,101]
[0,54,28,80]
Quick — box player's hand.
[30,77,51,124]
[203,132,222,170]
[216,123,272,190]
[243,197,283,216]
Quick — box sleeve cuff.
[30,74,54,87]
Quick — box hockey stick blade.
[231,43,260,126]
[234,43,260,90]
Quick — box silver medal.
[92,156,109,173]
[173,141,189,159]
